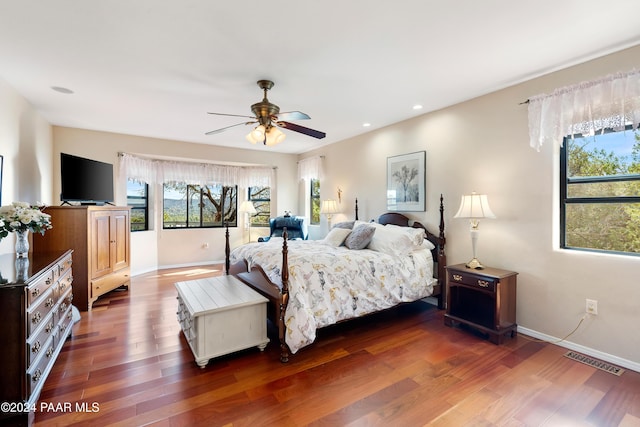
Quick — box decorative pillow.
[332,221,354,230]
[344,224,376,250]
[322,227,352,247]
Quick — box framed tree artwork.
[386,151,425,211]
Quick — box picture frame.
[386,151,425,211]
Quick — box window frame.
[127,180,149,232]
[559,129,640,256]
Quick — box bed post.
[437,194,447,309]
[225,223,230,275]
[355,198,359,221]
[279,228,290,362]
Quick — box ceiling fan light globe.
[252,125,266,139]
[265,127,286,146]
[245,132,258,144]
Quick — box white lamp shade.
[239,200,257,214]
[454,193,496,219]
[320,199,340,215]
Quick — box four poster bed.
[224,196,446,362]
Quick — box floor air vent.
[564,351,624,376]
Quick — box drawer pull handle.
[478,280,490,288]
[32,369,42,383]
[46,278,52,285]
[32,312,42,324]
[32,340,41,353]
[452,274,463,281]
[45,297,55,307]
[31,288,41,298]
[46,321,54,333]
[46,346,54,358]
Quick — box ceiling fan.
[205,80,326,146]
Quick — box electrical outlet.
[586,299,598,315]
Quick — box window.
[163,183,237,229]
[248,186,270,227]
[127,179,149,231]
[560,128,640,255]
[310,179,320,224]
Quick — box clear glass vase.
[15,229,29,258]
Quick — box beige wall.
[303,45,640,370]
[0,78,52,255]
[52,127,299,273]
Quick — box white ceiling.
[1,1,640,155]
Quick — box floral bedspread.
[230,238,436,353]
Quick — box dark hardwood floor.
[35,266,640,426]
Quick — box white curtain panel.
[528,69,640,151]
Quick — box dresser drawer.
[27,339,57,398]
[27,312,57,367]
[58,286,73,319]
[27,286,57,336]
[91,268,130,298]
[448,271,497,292]
[27,269,55,306]
[56,254,73,278]
[56,267,73,300]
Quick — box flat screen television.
[60,153,114,205]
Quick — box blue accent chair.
[258,215,308,242]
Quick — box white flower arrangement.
[0,202,52,238]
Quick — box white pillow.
[385,224,435,250]
[322,227,352,247]
[367,224,415,255]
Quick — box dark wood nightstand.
[444,263,518,344]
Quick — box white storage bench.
[175,275,269,367]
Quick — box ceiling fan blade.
[207,112,256,119]
[277,121,326,139]
[205,121,255,135]
[276,111,311,121]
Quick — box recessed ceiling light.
[51,86,74,94]
[363,123,371,127]
[413,104,423,110]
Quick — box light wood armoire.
[33,206,131,311]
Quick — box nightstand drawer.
[448,271,497,292]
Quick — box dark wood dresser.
[0,250,74,426]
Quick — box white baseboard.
[518,326,640,373]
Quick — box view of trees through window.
[561,129,640,255]
[127,179,148,231]
[310,179,320,224]
[248,186,270,227]
[163,183,237,228]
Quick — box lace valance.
[527,69,640,151]
[118,153,275,188]
[297,156,324,181]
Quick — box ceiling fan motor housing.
[251,101,280,128]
